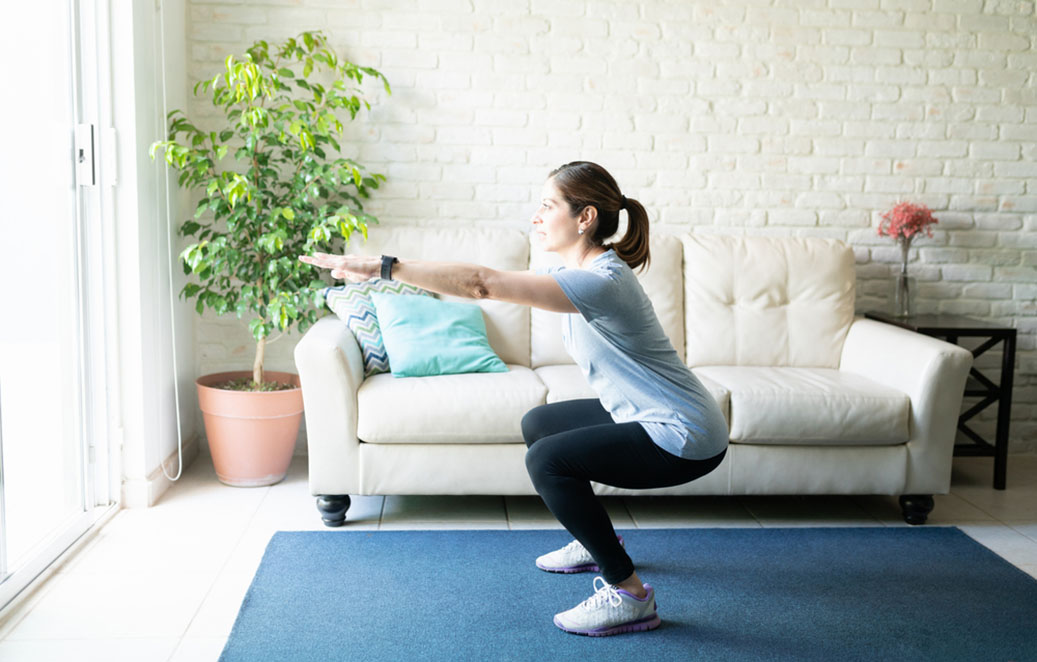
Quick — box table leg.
[994,332,1016,490]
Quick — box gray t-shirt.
[546,250,728,460]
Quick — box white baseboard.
[121,434,200,508]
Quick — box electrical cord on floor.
[156,0,183,482]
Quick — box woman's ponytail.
[610,196,651,272]
[548,161,652,272]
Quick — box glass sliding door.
[0,0,113,610]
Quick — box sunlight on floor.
[0,454,1035,661]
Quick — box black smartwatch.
[380,255,399,281]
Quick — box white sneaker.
[553,576,660,637]
[535,535,624,574]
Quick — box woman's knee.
[520,407,546,447]
[524,442,545,483]
[524,440,559,491]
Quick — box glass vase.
[889,271,915,318]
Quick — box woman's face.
[532,179,579,252]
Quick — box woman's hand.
[298,252,379,282]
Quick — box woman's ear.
[580,205,598,226]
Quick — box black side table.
[864,311,1016,490]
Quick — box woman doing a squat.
[300,161,728,637]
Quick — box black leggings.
[522,399,726,585]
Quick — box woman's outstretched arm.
[299,252,577,314]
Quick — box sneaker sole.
[535,561,599,574]
[553,613,661,637]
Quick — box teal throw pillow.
[324,280,433,377]
[369,293,509,378]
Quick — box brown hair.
[548,161,651,271]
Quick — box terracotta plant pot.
[196,371,303,487]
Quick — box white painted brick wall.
[186,0,1037,453]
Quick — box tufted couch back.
[351,227,856,371]
[682,235,855,368]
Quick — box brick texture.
[187,0,1037,452]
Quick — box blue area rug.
[219,527,1037,661]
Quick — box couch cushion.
[370,293,508,377]
[683,234,855,368]
[529,233,685,368]
[356,365,546,444]
[323,279,434,377]
[694,366,909,445]
[348,226,531,367]
[533,364,732,427]
[533,365,597,403]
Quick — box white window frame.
[0,0,119,614]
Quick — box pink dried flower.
[877,202,938,241]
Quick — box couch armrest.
[839,316,973,494]
[294,315,365,496]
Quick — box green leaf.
[152,31,389,362]
[249,318,267,340]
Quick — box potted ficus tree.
[151,31,389,486]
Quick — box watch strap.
[380,255,398,281]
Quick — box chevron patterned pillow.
[324,280,434,377]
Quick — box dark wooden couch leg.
[316,495,351,527]
[899,495,934,525]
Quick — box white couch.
[295,226,973,526]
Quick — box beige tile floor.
[0,454,1035,661]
